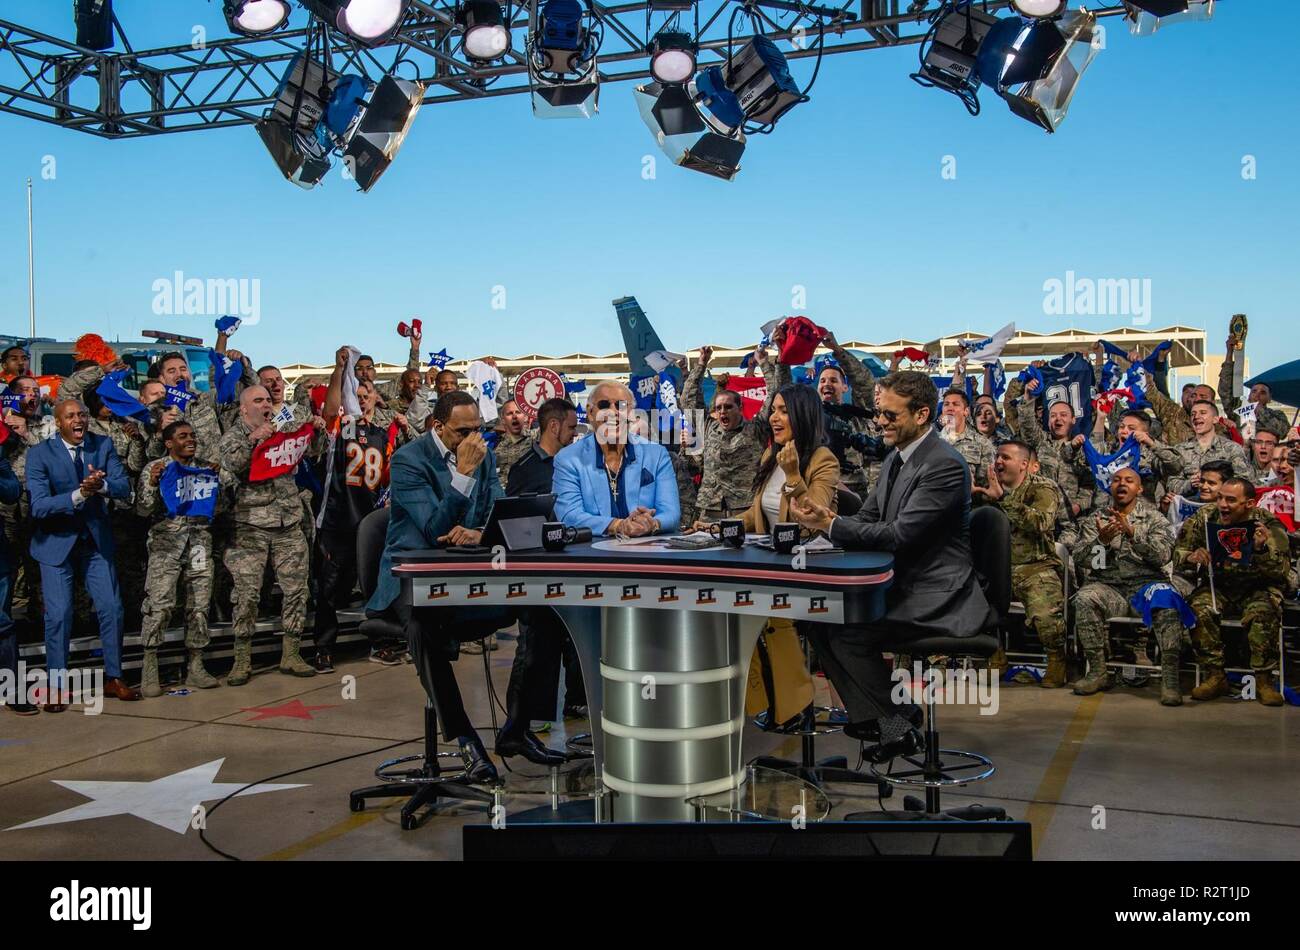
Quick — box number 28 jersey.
[319,413,396,532]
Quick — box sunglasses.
[872,408,904,423]
[595,399,630,411]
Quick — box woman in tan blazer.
[695,383,840,535]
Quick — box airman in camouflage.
[975,441,1067,685]
[1219,340,1290,439]
[939,388,993,490]
[1005,375,1095,517]
[1069,467,1188,704]
[1087,407,1182,503]
[135,420,221,697]
[800,331,879,497]
[218,385,322,684]
[1173,476,1288,706]
[494,401,534,489]
[672,447,701,529]
[1166,400,1251,498]
[681,345,776,521]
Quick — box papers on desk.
[751,535,842,554]
[607,536,667,546]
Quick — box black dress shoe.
[496,731,565,766]
[844,705,924,742]
[460,738,501,785]
[863,726,925,764]
[5,702,39,716]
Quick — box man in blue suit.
[25,399,140,708]
[553,381,681,537]
[368,389,509,783]
[0,451,35,715]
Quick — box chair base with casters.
[846,633,1005,822]
[349,701,496,831]
[750,703,893,798]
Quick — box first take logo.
[50,881,152,931]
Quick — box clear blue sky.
[0,1,1295,378]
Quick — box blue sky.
[0,0,1295,377]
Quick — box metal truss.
[0,0,1127,139]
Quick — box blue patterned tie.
[74,445,85,481]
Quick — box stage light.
[257,52,334,189]
[648,30,696,84]
[526,0,600,117]
[977,9,1099,132]
[1123,0,1214,36]
[695,35,802,131]
[460,0,510,61]
[324,73,426,192]
[74,0,115,50]
[224,0,291,35]
[634,82,745,181]
[301,0,409,47]
[1011,0,1066,18]
[910,4,1000,115]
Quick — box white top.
[759,466,787,531]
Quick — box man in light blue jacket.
[553,381,680,536]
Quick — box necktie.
[445,450,456,466]
[882,451,903,509]
[74,445,86,481]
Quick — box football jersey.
[318,413,396,532]
[1037,352,1094,437]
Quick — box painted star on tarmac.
[240,699,337,721]
[5,758,306,835]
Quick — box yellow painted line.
[261,810,384,861]
[1025,693,1103,856]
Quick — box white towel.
[341,346,362,418]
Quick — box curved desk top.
[393,543,893,625]
[393,542,892,587]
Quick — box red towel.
[777,316,826,366]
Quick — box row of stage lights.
[218,0,1217,189]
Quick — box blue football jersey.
[1038,352,1094,436]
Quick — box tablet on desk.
[480,493,556,552]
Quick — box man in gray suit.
[791,371,994,759]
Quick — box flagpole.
[27,178,36,337]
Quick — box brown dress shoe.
[104,678,142,701]
[42,703,68,713]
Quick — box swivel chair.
[851,505,1012,821]
[347,507,496,830]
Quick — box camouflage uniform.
[373,353,421,408]
[941,424,994,490]
[135,461,219,693]
[1070,497,1185,692]
[807,353,877,497]
[1166,433,1250,498]
[1174,506,1288,674]
[1219,352,1290,439]
[495,431,533,490]
[673,449,701,528]
[681,361,776,519]
[997,473,1066,660]
[1005,378,1094,516]
[217,415,318,682]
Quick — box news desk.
[394,541,894,822]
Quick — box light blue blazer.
[552,433,681,536]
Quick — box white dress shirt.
[430,428,475,498]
